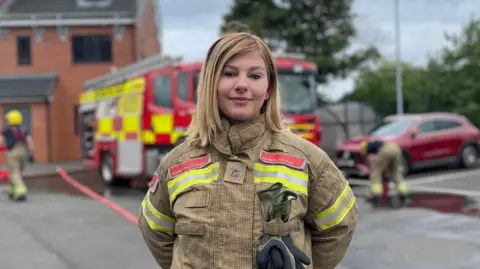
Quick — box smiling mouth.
[230,97,251,101]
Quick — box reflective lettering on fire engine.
[253,163,309,195]
[117,94,143,115]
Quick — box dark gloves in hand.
[256,233,311,269]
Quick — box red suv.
[335,112,480,178]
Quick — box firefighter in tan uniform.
[1,110,35,201]
[138,31,358,269]
[360,140,408,207]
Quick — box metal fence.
[317,101,382,156]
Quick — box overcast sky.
[158,0,478,101]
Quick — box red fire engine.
[79,53,321,185]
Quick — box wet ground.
[2,167,480,268]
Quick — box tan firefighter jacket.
[138,114,358,269]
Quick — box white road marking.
[349,168,480,186]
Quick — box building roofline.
[0,17,135,27]
[0,11,135,27]
[1,11,134,18]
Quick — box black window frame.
[71,35,113,64]
[17,35,31,66]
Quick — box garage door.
[3,105,32,159]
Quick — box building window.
[17,36,31,65]
[72,35,112,64]
[74,104,79,136]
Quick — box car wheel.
[399,152,410,177]
[460,145,479,169]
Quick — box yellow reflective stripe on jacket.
[167,162,220,202]
[141,194,176,236]
[253,163,308,195]
[314,184,356,231]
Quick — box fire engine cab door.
[115,80,145,176]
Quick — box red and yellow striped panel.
[96,117,114,139]
[143,113,185,145]
[288,123,315,140]
[118,115,141,141]
[96,115,141,141]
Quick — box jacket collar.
[213,113,269,156]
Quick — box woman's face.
[217,51,271,122]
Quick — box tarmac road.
[2,167,480,269]
[0,185,158,269]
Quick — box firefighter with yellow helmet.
[2,109,35,201]
[360,139,408,207]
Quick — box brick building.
[0,0,161,163]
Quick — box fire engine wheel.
[100,153,120,185]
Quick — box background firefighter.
[360,140,408,207]
[0,109,35,201]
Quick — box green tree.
[220,0,380,84]
[426,16,480,126]
[342,61,429,117]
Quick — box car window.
[369,119,414,136]
[435,119,462,130]
[418,120,436,133]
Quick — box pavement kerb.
[24,168,93,179]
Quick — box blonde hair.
[186,32,288,147]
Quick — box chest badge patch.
[168,154,212,179]
[223,162,247,184]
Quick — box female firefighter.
[360,139,408,207]
[138,31,358,269]
[1,109,35,201]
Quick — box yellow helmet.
[6,110,23,125]
[360,140,368,156]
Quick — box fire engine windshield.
[277,72,317,114]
